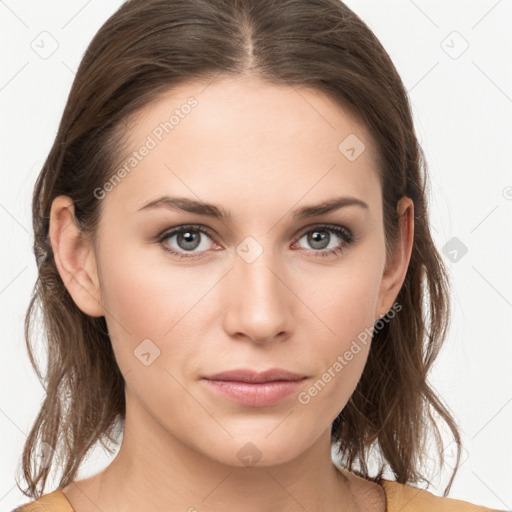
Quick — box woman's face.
[56,75,412,468]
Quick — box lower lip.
[202,378,306,407]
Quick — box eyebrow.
[137,195,369,220]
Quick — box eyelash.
[156,223,355,260]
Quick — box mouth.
[202,367,307,383]
[201,368,308,407]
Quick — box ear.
[375,196,414,320]
[49,195,104,317]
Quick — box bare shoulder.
[340,467,387,512]
[61,474,101,512]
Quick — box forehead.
[103,75,381,220]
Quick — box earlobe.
[376,197,414,319]
[49,195,104,317]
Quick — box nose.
[222,247,294,344]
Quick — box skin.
[50,75,414,512]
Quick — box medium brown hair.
[18,0,462,499]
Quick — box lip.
[201,368,308,407]
[203,368,307,383]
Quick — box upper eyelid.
[158,224,215,241]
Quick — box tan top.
[13,473,501,511]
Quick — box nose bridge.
[238,253,282,302]
[223,237,292,342]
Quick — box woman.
[13,0,502,510]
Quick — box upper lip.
[202,368,307,383]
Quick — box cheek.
[96,244,213,372]
[309,264,381,345]
[297,264,382,407]
[97,257,212,420]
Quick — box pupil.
[309,230,329,249]
[179,231,200,250]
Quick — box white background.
[1,1,511,510]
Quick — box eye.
[293,224,354,258]
[157,225,219,259]
[157,223,355,260]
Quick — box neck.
[63,398,360,512]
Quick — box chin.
[200,431,315,469]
